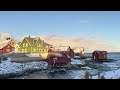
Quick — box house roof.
[0,43,11,49]
[93,50,107,54]
[17,42,21,45]
[25,37,35,46]
[23,36,51,46]
[73,47,84,52]
[44,42,52,46]
[48,52,68,58]
[52,46,70,51]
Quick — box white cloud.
[80,20,89,24]
[0,32,13,41]
[39,35,119,53]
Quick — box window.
[22,49,24,53]
[34,49,36,51]
[25,49,27,53]
[12,48,14,51]
[37,44,41,47]
[23,43,25,47]
[6,49,10,52]
[26,43,28,47]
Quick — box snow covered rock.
[92,68,120,79]
[0,59,48,78]
[71,59,86,65]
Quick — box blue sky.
[0,11,120,49]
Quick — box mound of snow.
[25,54,40,57]
[0,59,48,75]
[71,59,85,65]
[92,68,120,79]
[0,60,23,74]
[69,69,98,79]
[74,56,80,58]
[81,67,92,70]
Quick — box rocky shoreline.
[0,68,43,79]
[0,53,118,79]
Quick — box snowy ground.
[92,68,120,79]
[25,54,40,57]
[71,58,86,65]
[1,57,120,79]
[0,59,48,75]
[90,60,120,79]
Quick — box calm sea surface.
[85,53,120,60]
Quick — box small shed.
[92,50,107,60]
[0,44,14,54]
[49,46,74,58]
[47,52,71,64]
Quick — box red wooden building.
[48,46,74,58]
[92,50,107,60]
[0,44,14,54]
[47,52,71,65]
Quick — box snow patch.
[0,59,48,75]
[69,69,98,79]
[92,68,120,79]
[81,67,92,70]
[25,54,40,57]
[74,56,80,58]
[71,59,85,65]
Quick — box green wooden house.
[18,36,52,54]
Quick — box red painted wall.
[92,51,107,60]
[0,44,13,54]
[47,57,71,64]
